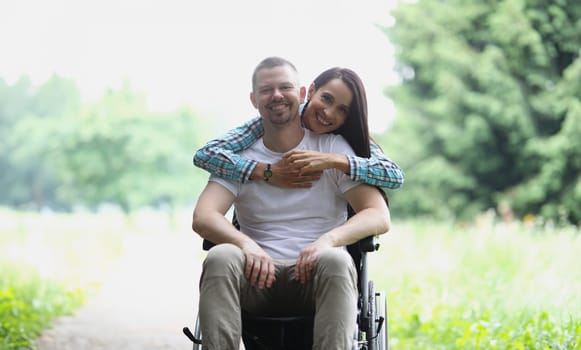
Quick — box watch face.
[264,164,273,181]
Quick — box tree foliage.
[0,76,79,210]
[0,76,209,212]
[380,0,581,224]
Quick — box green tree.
[380,0,581,224]
[0,75,80,210]
[52,84,207,212]
[0,76,209,212]
[0,77,33,207]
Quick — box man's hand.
[269,159,322,188]
[283,150,349,175]
[295,236,334,284]
[240,240,276,289]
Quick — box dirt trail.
[35,231,203,350]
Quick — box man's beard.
[267,102,297,127]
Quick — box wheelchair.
[184,212,389,350]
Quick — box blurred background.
[1,0,580,349]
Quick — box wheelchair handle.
[183,327,202,344]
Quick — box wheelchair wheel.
[193,314,202,350]
[367,281,377,350]
[375,290,388,350]
[366,281,388,350]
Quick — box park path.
[35,229,203,350]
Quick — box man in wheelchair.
[190,56,391,349]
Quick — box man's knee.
[203,243,244,276]
[316,248,356,278]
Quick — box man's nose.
[272,88,284,99]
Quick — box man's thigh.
[241,259,316,317]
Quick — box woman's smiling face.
[302,78,353,134]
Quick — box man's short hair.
[252,56,299,91]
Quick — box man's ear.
[300,85,307,103]
[306,83,315,100]
[250,91,258,109]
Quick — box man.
[192,56,390,349]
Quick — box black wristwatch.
[263,164,273,182]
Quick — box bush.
[0,263,84,349]
[373,219,581,349]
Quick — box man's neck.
[262,117,305,153]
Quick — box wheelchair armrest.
[202,239,216,251]
[358,235,380,253]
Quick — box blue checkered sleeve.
[193,116,264,183]
[347,142,405,189]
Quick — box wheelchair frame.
[183,235,389,350]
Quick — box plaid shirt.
[193,116,404,189]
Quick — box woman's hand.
[283,150,350,175]
[269,159,322,188]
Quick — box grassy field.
[0,208,173,350]
[1,208,580,349]
[372,216,581,349]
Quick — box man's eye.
[260,88,274,94]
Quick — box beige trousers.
[198,243,358,350]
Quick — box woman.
[193,67,404,189]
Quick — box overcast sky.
[1,0,399,133]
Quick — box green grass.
[0,263,84,350]
[2,208,580,349]
[372,218,581,349]
[0,208,132,350]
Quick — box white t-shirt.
[210,129,361,259]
